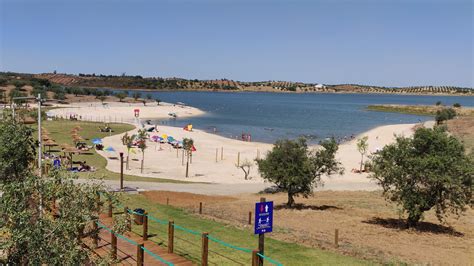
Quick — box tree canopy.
[370,127,473,227]
[0,118,113,264]
[256,138,343,207]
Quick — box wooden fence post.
[111,232,117,260]
[93,221,99,248]
[201,232,209,266]
[248,211,252,225]
[215,148,218,163]
[199,202,203,214]
[221,147,223,160]
[124,206,131,231]
[143,212,148,241]
[335,229,339,248]
[107,198,113,217]
[137,243,144,266]
[168,220,174,253]
[237,152,240,166]
[252,250,259,266]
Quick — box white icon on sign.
[266,217,269,223]
[258,218,262,224]
[265,205,269,212]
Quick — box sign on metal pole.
[254,201,273,234]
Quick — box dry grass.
[142,190,474,265]
[448,116,474,154]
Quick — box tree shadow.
[274,203,342,211]
[363,217,464,237]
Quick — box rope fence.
[100,193,283,266]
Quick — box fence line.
[105,195,283,265]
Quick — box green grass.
[120,194,374,266]
[37,120,192,183]
[367,105,436,116]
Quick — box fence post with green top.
[137,243,144,266]
[168,220,174,253]
[202,232,209,266]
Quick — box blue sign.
[254,201,273,234]
[53,159,61,168]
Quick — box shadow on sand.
[363,217,464,237]
[274,203,342,211]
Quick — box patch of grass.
[367,105,436,116]
[367,104,474,117]
[36,120,192,183]
[121,194,373,265]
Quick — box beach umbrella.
[92,138,102,145]
[161,134,168,140]
[167,136,175,143]
[43,139,58,151]
[62,146,81,168]
[104,146,116,152]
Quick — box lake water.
[115,90,474,144]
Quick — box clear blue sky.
[0,0,472,87]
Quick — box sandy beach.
[50,101,427,189]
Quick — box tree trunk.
[126,154,129,170]
[359,154,364,172]
[407,213,421,228]
[185,154,189,177]
[287,193,295,207]
[141,152,144,173]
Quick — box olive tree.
[370,127,473,227]
[256,138,343,207]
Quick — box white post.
[37,93,42,177]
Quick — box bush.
[453,103,461,108]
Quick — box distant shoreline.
[97,86,474,97]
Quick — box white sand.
[49,101,205,123]
[50,101,428,189]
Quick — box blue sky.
[0,0,472,87]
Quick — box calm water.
[115,90,474,144]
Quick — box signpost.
[254,198,273,266]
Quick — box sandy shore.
[49,101,205,123]
[50,101,427,189]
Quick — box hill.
[1,71,473,95]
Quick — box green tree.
[121,132,135,170]
[435,108,456,125]
[116,92,127,102]
[132,92,141,102]
[356,136,369,172]
[0,118,35,181]
[256,138,343,207]
[0,118,113,264]
[182,138,194,177]
[370,127,473,227]
[136,129,147,173]
[97,95,106,104]
[155,97,161,106]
